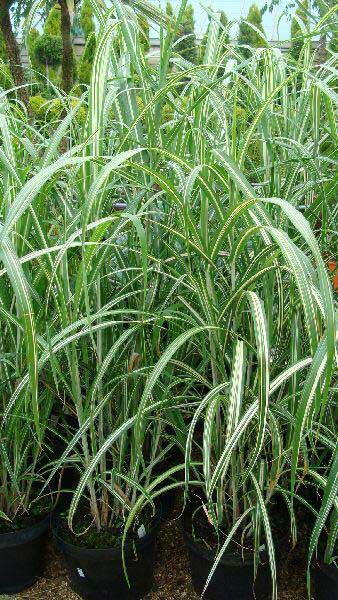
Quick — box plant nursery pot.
[183,528,270,600]
[313,560,338,600]
[159,487,177,521]
[53,515,160,600]
[0,514,50,594]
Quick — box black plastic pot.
[313,561,338,600]
[183,528,270,600]
[53,516,159,600]
[159,487,176,521]
[0,514,50,594]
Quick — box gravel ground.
[1,515,310,600]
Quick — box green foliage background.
[238,3,266,58]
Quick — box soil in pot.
[313,560,338,600]
[53,505,160,600]
[182,500,271,600]
[0,510,50,594]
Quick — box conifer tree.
[33,5,63,86]
[45,3,61,35]
[31,3,78,90]
[138,13,150,55]
[166,1,197,64]
[78,0,95,85]
[238,3,266,58]
[79,0,94,38]
[290,0,309,61]
[200,9,229,63]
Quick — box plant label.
[138,524,146,539]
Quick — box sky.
[27,0,295,41]
[154,0,293,40]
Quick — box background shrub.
[34,34,63,67]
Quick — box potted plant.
[0,5,189,596]
[181,330,311,600]
[0,228,55,593]
[0,2,333,599]
[48,332,171,600]
[307,447,338,600]
[0,101,58,592]
[118,147,334,600]
[312,509,338,600]
[121,74,334,598]
[0,391,54,593]
[42,188,189,598]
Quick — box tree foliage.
[238,3,266,58]
[78,31,95,84]
[0,0,31,105]
[29,2,77,90]
[166,1,197,64]
[138,13,150,54]
[45,2,61,35]
[263,0,337,19]
[29,4,62,85]
[290,0,309,61]
[34,33,63,66]
[27,26,40,71]
[79,0,94,38]
[78,0,95,86]
[0,27,11,89]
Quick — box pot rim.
[52,507,161,557]
[183,525,266,567]
[315,559,338,582]
[0,513,50,549]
